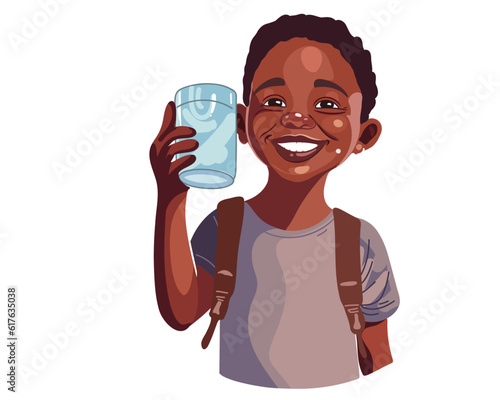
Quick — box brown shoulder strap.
[201,196,244,349]
[333,208,367,359]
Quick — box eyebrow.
[314,79,348,96]
[253,77,285,95]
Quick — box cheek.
[247,111,282,163]
[344,114,361,155]
[316,115,354,160]
[346,93,362,152]
[252,113,280,137]
[320,115,351,142]
[253,115,268,135]
[333,119,344,128]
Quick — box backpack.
[200,196,389,375]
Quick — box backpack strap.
[201,196,245,349]
[333,208,367,359]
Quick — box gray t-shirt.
[191,202,399,388]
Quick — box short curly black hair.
[243,14,378,122]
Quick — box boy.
[150,14,399,388]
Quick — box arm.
[358,319,393,375]
[153,192,213,330]
[359,220,400,374]
[151,102,213,330]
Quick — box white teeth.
[277,142,318,152]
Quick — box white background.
[1,0,499,399]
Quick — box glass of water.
[174,83,237,189]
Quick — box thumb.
[157,101,177,141]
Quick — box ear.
[353,118,382,154]
[236,103,248,144]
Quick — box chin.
[271,164,327,183]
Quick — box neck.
[247,169,331,230]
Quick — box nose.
[280,112,316,129]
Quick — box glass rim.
[174,82,237,98]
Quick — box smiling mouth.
[270,135,327,163]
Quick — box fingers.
[164,126,196,147]
[163,139,199,160]
[157,128,197,159]
[151,127,197,159]
[150,102,198,183]
[169,154,196,175]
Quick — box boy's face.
[237,37,381,182]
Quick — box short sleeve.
[359,219,400,323]
[190,209,218,278]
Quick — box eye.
[264,98,286,107]
[315,100,340,109]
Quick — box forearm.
[154,192,199,329]
[358,319,393,375]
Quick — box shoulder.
[333,209,384,243]
[359,218,384,242]
[357,218,399,321]
[358,218,389,260]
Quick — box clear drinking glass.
[174,83,237,189]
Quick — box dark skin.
[238,37,381,229]
[151,38,387,371]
